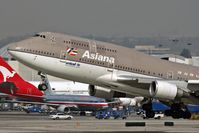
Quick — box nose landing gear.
[37,71,49,91]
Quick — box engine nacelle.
[57,105,70,113]
[88,85,114,100]
[149,81,184,100]
[88,85,127,100]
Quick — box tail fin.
[0,57,24,83]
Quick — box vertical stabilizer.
[0,57,24,83]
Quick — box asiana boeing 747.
[7,32,199,119]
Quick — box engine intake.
[149,81,184,100]
[57,105,70,113]
[88,85,127,100]
[88,85,114,100]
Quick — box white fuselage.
[9,51,156,97]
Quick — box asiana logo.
[66,47,78,56]
[82,50,115,64]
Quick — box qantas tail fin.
[0,57,24,83]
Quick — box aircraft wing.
[117,75,154,87]
[97,73,191,94]
[97,74,154,90]
[117,75,155,84]
[118,75,192,92]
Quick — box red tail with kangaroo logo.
[0,57,24,83]
[0,57,44,101]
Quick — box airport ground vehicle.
[142,112,164,119]
[23,105,44,113]
[95,110,111,119]
[49,113,73,120]
[95,107,128,119]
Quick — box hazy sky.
[0,0,199,39]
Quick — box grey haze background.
[1,0,199,56]
[0,0,199,40]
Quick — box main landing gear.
[142,100,155,118]
[165,102,191,119]
[142,100,191,119]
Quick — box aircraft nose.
[7,42,19,51]
[7,40,28,59]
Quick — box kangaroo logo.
[0,66,16,82]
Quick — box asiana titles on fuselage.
[82,50,115,64]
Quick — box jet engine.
[57,105,70,113]
[149,81,184,100]
[88,85,114,100]
[88,85,126,100]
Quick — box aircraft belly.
[9,51,110,84]
[9,51,156,98]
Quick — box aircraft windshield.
[33,34,46,38]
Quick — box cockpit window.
[33,34,46,38]
[34,34,40,37]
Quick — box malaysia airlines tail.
[0,57,44,100]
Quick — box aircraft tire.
[146,111,155,118]
[183,111,191,119]
[165,110,172,116]
[38,84,48,91]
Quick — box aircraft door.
[60,50,67,60]
[167,71,173,79]
[89,40,97,53]
[107,61,115,80]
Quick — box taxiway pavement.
[0,112,198,133]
